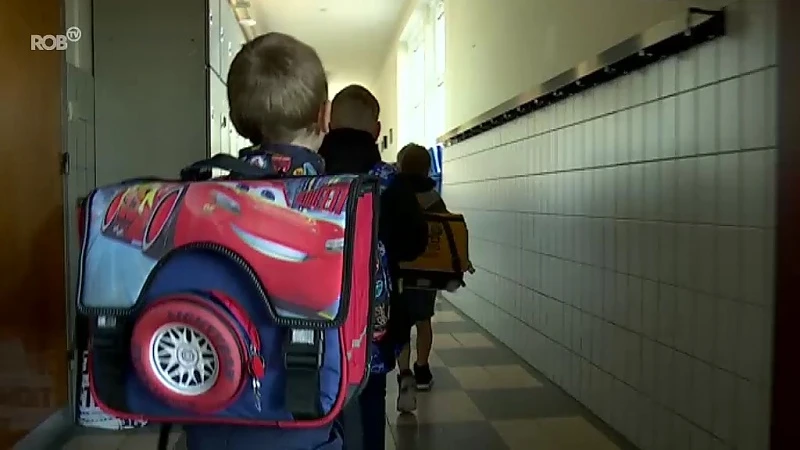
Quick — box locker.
[209,72,225,157]
[208,0,221,75]
[218,1,229,80]
[210,73,226,178]
[65,63,96,418]
[220,97,231,157]
[234,28,246,59]
[228,124,238,156]
[220,2,238,81]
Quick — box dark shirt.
[240,143,325,175]
[318,129,428,267]
[318,128,428,369]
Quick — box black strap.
[180,154,275,181]
[157,423,172,450]
[440,221,464,282]
[283,328,323,419]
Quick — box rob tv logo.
[31,26,81,51]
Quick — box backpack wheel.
[131,297,246,413]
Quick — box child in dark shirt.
[395,144,448,407]
[318,85,428,450]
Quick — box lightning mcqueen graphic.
[99,181,346,315]
[100,183,184,257]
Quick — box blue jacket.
[182,143,340,450]
[239,143,325,175]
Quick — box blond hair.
[227,32,328,145]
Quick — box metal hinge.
[61,152,70,175]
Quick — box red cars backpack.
[75,155,379,440]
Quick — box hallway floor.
[62,298,634,450]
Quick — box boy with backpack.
[180,31,338,450]
[394,144,448,409]
[318,85,428,450]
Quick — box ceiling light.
[232,1,251,7]
[239,18,257,26]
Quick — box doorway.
[0,0,69,446]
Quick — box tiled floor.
[61,298,635,449]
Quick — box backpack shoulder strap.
[370,162,397,192]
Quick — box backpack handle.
[180,154,275,181]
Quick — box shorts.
[400,289,437,322]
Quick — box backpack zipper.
[77,176,377,332]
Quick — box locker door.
[65,63,96,419]
[234,28,245,58]
[228,123,235,157]
[209,73,224,157]
[226,38,235,81]
[218,2,228,80]
[208,0,221,75]
[210,73,227,177]
[220,3,237,81]
[220,105,231,157]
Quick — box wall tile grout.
[441,2,776,447]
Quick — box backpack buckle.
[284,329,322,368]
[283,329,323,418]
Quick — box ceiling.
[245,0,409,92]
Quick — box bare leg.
[396,342,417,413]
[415,319,433,365]
[398,342,412,372]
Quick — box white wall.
[444,0,728,130]
[373,0,418,161]
[442,1,777,449]
[329,79,375,99]
[373,55,401,161]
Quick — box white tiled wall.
[441,1,777,449]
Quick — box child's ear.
[318,100,331,134]
[374,121,382,140]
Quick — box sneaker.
[413,363,434,391]
[396,370,417,413]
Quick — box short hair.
[227,32,328,145]
[396,144,409,165]
[398,143,431,176]
[330,85,380,130]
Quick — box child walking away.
[395,144,448,410]
[181,32,339,450]
[76,31,384,450]
[318,85,428,450]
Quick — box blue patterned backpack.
[365,162,397,373]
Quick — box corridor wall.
[440,1,777,449]
[443,0,729,131]
[374,1,419,161]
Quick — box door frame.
[771,0,800,447]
